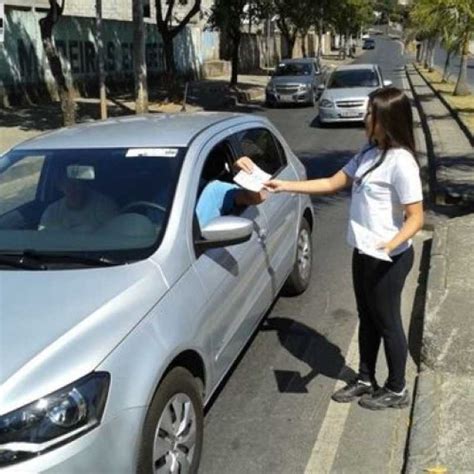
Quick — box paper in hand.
[233,165,272,192]
[350,221,393,262]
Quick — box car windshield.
[327,69,379,88]
[0,147,185,265]
[275,63,312,76]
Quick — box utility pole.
[96,0,107,119]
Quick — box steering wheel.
[121,201,166,214]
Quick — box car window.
[236,128,286,176]
[0,148,186,262]
[328,69,380,88]
[193,139,237,232]
[274,63,312,76]
[0,154,45,216]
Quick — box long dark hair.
[357,87,416,184]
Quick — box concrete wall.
[0,8,219,104]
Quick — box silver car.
[318,64,392,124]
[265,58,323,107]
[0,113,314,473]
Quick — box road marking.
[304,326,359,474]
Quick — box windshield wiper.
[0,250,123,267]
[0,255,47,270]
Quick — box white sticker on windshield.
[126,148,178,158]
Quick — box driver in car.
[38,167,118,233]
[196,156,267,228]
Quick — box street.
[200,37,420,473]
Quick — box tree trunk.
[423,40,430,69]
[442,49,451,83]
[427,38,436,72]
[133,0,149,114]
[96,0,107,119]
[285,34,296,59]
[39,1,75,126]
[230,32,241,87]
[163,33,176,77]
[454,29,471,96]
[301,33,307,58]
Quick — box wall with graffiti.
[0,8,219,103]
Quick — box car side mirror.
[383,80,393,87]
[195,216,253,250]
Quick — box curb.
[405,370,443,473]
[413,63,474,147]
[405,224,446,473]
[405,64,437,203]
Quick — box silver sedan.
[318,64,392,125]
[0,112,314,473]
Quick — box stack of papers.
[351,221,393,262]
[233,165,271,192]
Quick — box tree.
[155,0,201,79]
[273,0,302,58]
[453,2,473,96]
[39,0,75,126]
[133,0,149,113]
[96,0,107,119]
[410,0,472,95]
[208,0,247,86]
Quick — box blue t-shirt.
[196,180,240,228]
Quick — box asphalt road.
[200,37,410,474]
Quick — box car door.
[234,127,300,297]
[192,134,273,383]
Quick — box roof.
[13,112,245,151]
[333,64,378,71]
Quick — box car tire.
[137,367,204,474]
[282,217,312,296]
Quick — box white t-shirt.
[39,190,118,233]
[343,145,423,257]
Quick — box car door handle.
[257,228,267,241]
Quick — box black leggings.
[352,247,414,392]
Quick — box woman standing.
[265,87,424,410]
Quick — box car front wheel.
[282,217,312,296]
[137,367,204,474]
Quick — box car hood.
[0,260,168,414]
[322,86,376,102]
[270,75,313,86]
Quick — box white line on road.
[304,326,360,474]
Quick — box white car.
[318,64,392,125]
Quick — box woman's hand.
[234,156,255,174]
[264,179,289,193]
[376,242,396,255]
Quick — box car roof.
[333,64,378,72]
[13,112,253,151]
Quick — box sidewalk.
[405,215,474,473]
[405,63,474,473]
[406,64,474,206]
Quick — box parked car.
[318,64,392,125]
[265,58,324,107]
[362,38,376,50]
[0,113,314,473]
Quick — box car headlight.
[301,83,312,90]
[319,99,334,108]
[0,372,110,467]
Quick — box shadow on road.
[261,316,357,394]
